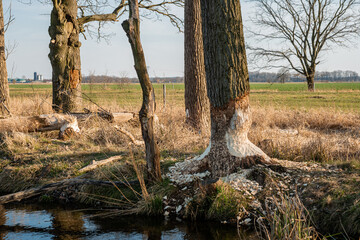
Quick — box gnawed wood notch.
[0,178,140,204]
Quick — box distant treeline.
[82,75,183,84]
[81,70,359,84]
[250,70,360,83]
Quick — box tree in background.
[249,0,360,91]
[49,0,126,112]
[184,0,209,130]
[200,0,271,177]
[0,0,12,115]
[122,0,161,181]
[49,0,183,113]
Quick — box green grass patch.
[9,82,360,112]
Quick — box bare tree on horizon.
[248,0,360,91]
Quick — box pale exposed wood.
[0,178,140,204]
[78,155,123,173]
[114,125,144,146]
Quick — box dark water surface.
[0,204,253,239]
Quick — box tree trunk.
[200,0,270,177]
[184,0,209,130]
[0,0,10,115]
[49,0,82,113]
[306,75,315,91]
[122,0,162,182]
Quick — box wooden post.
[163,84,166,110]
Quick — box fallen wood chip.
[78,155,123,173]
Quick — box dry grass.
[256,194,320,240]
[250,106,360,164]
[0,94,359,194]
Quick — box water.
[0,204,253,240]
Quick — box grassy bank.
[1,82,360,238]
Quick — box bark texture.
[201,0,270,177]
[49,0,82,113]
[122,0,162,182]
[201,0,249,108]
[184,0,209,130]
[0,0,10,115]
[306,74,315,91]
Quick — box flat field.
[9,82,360,113]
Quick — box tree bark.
[184,0,209,130]
[200,0,270,177]
[122,0,162,182]
[49,0,82,113]
[0,0,10,115]
[306,74,315,91]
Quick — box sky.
[4,0,360,79]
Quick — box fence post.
[163,84,166,110]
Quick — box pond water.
[0,204,255,240]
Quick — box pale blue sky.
[4,0,360,79]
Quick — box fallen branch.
[0,178,140,204]
[0,114,80,139]
[114,125,144,146]
[72,111,135,124]
[78,155,123,173]
[0,112,135,136]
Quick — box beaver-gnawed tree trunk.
[49,0,82,113]
[200,0,271,177]
[184,0,209,130]
[0,0,10,115]
[122,0,162,182]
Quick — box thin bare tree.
[122,0,161,181]
[249,0,360,91]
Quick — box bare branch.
[248,0,360,89]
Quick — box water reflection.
[0,204,254,239]
[0,205,7,239]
